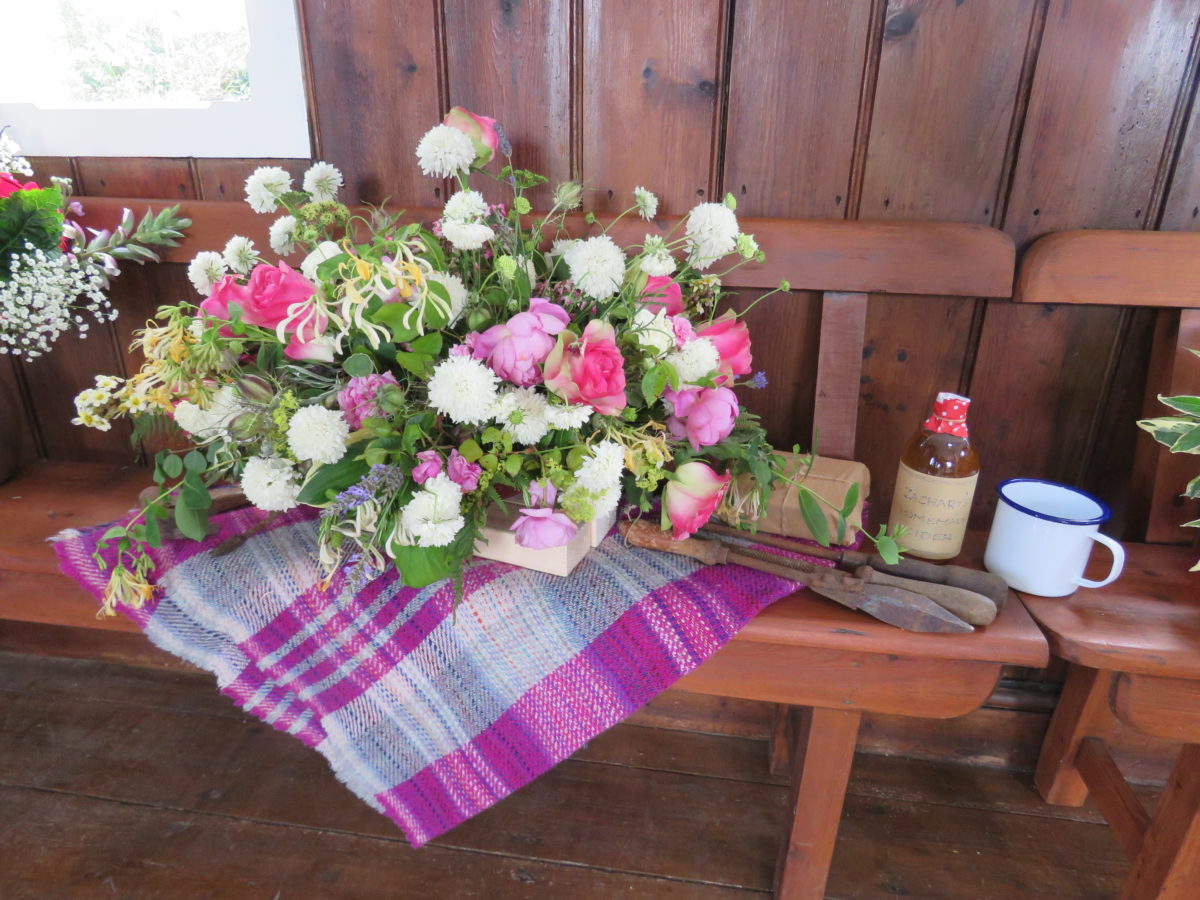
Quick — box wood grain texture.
[297,0,444,206]
[443,0,572,209]
[722,0,872,218]
[814,292,869,460]
[1122,743,1200,899]
[1116,674,1200,744]
[73,158,197,200]
[193,158,310,203]
[1076,737,1152,860]
[1036,665,1118,807]
[580,0,726,215]
[1161,73,1200,231]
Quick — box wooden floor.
[0,651,1145,899]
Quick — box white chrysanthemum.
[576,440,624,492]
[640,250,676,278]
[548,238,577,259]
[415,124,476,178]
[172,400,210,437]
[442,189,489,222]
[563,235,626,299]
[493,387,550,445]
[269,215,298,255]
[441,219,495,251]
[400,474,465,548]
[187,251,226,296]
[302,161,343,203]
[222,235,258,275]
[301,240,342,280]
[427,356,500,425]
[241,456,302,512]
[632,308,675,357]
[685,202,739,269]
[286,405,350,465]
[665,336,720,384]
[426,271,469,324]
[244,166,293,214]
[545,403,592,430]
[633,186,658,220]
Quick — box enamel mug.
[983,479,1125,597]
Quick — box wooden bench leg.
[774,706,862,900]
[1122,744,1200,900]
[769,703,791,776]
[1036,664,1115,806]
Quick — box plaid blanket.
[53,506,802,846]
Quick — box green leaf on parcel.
[839,482,860,519]
[297,452,370,505]
[797,488,831,548]
[0,187,64,278]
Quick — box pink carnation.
[447,449,481,492]
[411,450,443,485]
[337,372,399,429]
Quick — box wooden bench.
[0,202,1050,899]
[1015,230,1200,900]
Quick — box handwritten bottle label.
[888,462,978,560]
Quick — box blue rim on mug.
[996,478,1111,526]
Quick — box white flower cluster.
[494,387,550,445]
[439,189,495,251]
[426,271,468,324]
[286,405,350,465]
[416,125,476,179]
[244,167,293,214]
[639,234,676,277]
[1,243,114,361]
[70,375,124,431]
[565,440,624,517]
[241,456,302,512]
[269,216,298,256]
[633,186,658,221]
[427,355,500,425]
[399,472,465,548]
[563,235,625,299]
[303,162,343,204]
[0,132,32,176]
[685,202,740,270]
[223,236,259,275]
[665,336,720,383]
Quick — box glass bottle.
[887,392,979,560]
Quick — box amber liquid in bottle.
[888,394,979,561]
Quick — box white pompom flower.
[399,473,465,548]
[441,219,495,251]
[443,189,489,222]
[269,215,298,255]
[222,235,258,275]
[563,235,626,300]
[286,405,350,465]
[415,124,476,178]
[244,166,293,214]
[633,186,658,221]
[302,161,343,203]
[427,356,500,425]
[632,307,675,357]
[665,336,720,384]
[241,456,302,512]
[493,387,550,445]
[684,202,739,270]
[187,251,227,296]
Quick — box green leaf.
[459,439,483,462]
[180,470,212,509]
[1159,394,1200,417]
[0,187,64,277]
[369,303,420,343]
[408,332,443,356]
[1170,424,1200,454]
[504,454,524,477]
[343,353,375,378]
[1184,475,1200,499]
[100,525,127,543]
[297,452,370,506]
[143,513,162,549]
[174,503,210,542]
[390,543,456,588]
[797,488,831,547]
[874,535,901,565]
[839,482,860,519]
[161,454,183,479]
[641,365,669,404]
[183,450,207,473]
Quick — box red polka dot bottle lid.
[923,391,971,438]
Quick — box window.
[0,0,310,158]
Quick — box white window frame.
[0,0,310,158]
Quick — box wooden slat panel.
[581,0,726,215]
[860,0,1038,224]
[73,157,196,199]
[193,158,311,203]
[722,0,872,218]
[1115,674,1200,744]
[443,0,572,209]
[1162,67,1200,232]
[814,292,869,460]
[971,0,1200,530]
[297,0,444,207]
[71,197,1016,295]
[23,156,75,185]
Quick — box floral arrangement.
[76,108,893,613]
[0,130,190,362]
[1137,369,1200,571]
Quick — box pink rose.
[447,449,481,492]
[697,312,752,384]
[444,107,501,167]
[412,450,443,485]
[338,372,399,429]
[0,173,39,198]
[473,298,569,386]
[664,461,731,540]
[664,385,739,450]
[640,276,684,316]
[511,494,578,549]
[542,319,628,415]
[198,275,250,324]
[241,262,318,331]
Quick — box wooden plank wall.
[10,0,1200,538]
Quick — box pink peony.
[447,449,481,492]
[411,450,444,485]
[664,461,731,540]
[664,385,739,450]
[697,312,752,384]
[0,173,39,197]
[542,319,628,415]
[444,107,501,167]
[338,372,399,429]
[640,276,684,316]
[473,298,569,386]
[671,315,696,348]
[512,506,578,549]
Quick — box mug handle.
[1074,532,1126,589]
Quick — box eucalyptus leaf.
[343,353,375,378]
